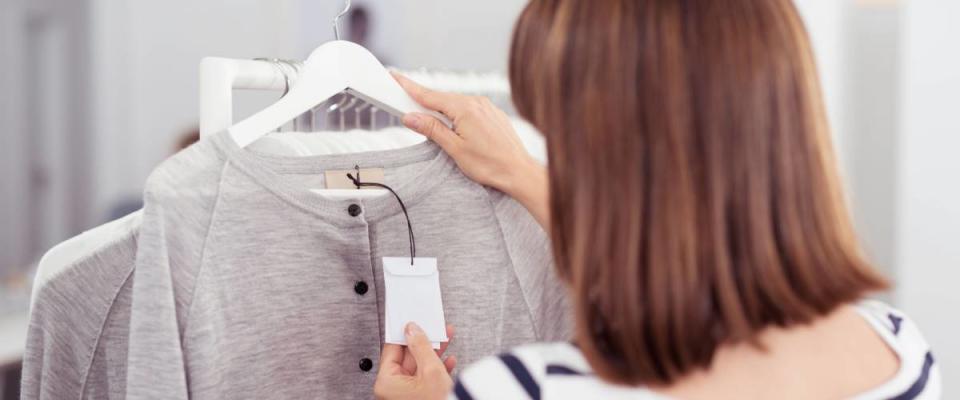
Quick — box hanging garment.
[255,121,547,163]
[125,131,571,399]
[21,217,140,400]
[29,211,142,307]
[21,121,551,400]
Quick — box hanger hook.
[333,0,352,40]
[277,59,303,96]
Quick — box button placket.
[347,216,379,376]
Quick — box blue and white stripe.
[451,300,940,400]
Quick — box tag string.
[346,170,416,265]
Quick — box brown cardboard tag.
[324,168,386,189]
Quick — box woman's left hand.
[374,323,458,400]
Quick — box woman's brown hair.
[509,0,888,386]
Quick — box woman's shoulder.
[465,341,591,378]
[450,342,576,399]
[451,301,940,400]
[451,342,663,400]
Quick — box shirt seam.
[220,154,343,229]
[485,188,543,340]
[180,161,229,338]
[77,268,134,399]
[364,223,385,349]
[76,239,138,399]
[31,212,140,309]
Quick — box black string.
[346,169,416,266]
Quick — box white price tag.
[383,257,448,349]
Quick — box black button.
[359,357,373,372]
[354,281,369,295]
[348,204,362,217]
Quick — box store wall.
[898,0,960,392]
[794,0,845,149]
[296,0,528,71]
[370,0,527,71]
[88,0,305,223]
[841,2,902,289]
[0,0,94,272]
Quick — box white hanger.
[32,210,143,308]
[228,0,451,148]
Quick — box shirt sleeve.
[489,189,573,341]
[21,233,138,400]
[451,346,547,400]
[854,300,942,399]
[125,144,224,399]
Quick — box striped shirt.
[452,301,940,399]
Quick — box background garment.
[126,132,571,399]
[30,211,141,307]
[21,226,139,400]
[451,301,940,400]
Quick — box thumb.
[404,322,443,373]
[402,113,461,153]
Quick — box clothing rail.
[200,57,293,137]
[199,57,512,137]
[396,69,510,96]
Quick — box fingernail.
[402,114,421,129]
[405,322,424,337]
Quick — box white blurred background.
[0,0,957,397]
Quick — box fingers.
[404,324,454,374]
[392,73,461,116]
[381,343,404,364]
[378,344,407,376]
[402,113,462,153]
[443,356,458,373]
[400,347,417,375]
[404,322,446,377]
[436,342,449,357]
[380,343,403,365]
[437,324,455,357]
[439,325,457,373]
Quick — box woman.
[376,0,940,398]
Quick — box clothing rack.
[199,57,513,137]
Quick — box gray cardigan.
[23,133,570,399]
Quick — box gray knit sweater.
[23,132,570,399]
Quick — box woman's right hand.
[393,73,550,228]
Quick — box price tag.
[383,257,447,349]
